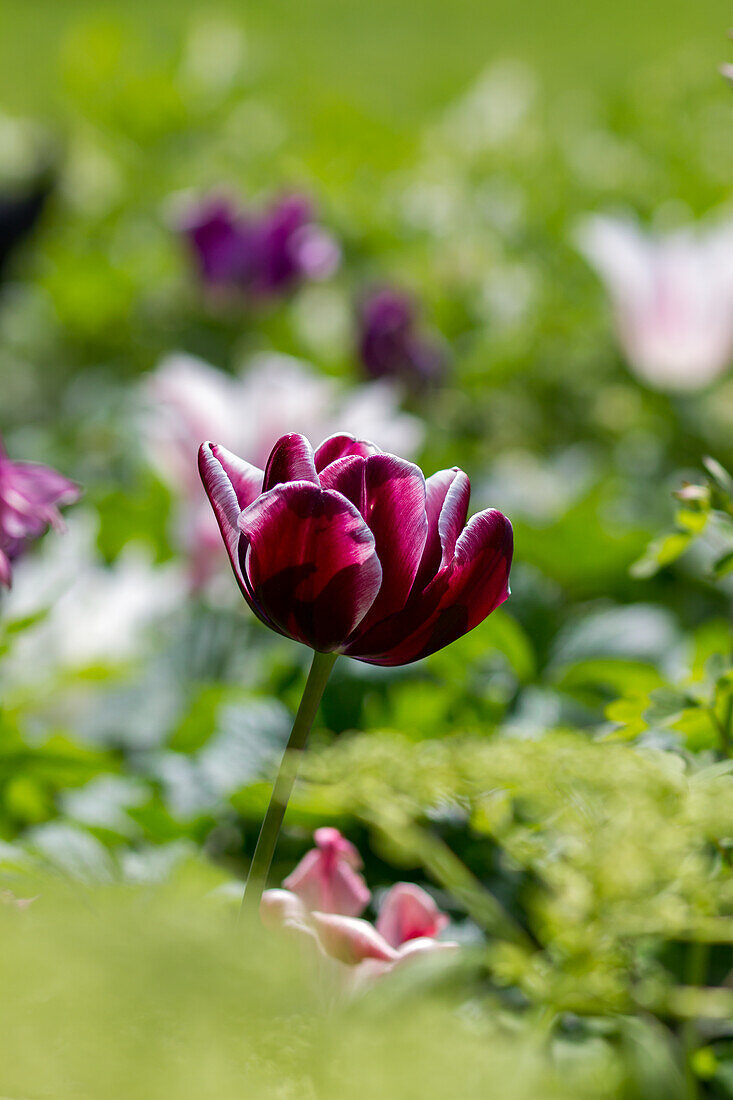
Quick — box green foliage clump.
[0,877,615,1100]
[300,733,733,1021]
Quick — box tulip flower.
[358,288,446,388]
[261,831,455,984]
[576,214,733,392]
[282,826,371,916]
[180,192,340,300]
[199,431,512,914]
[144,352,423,587]
[375,882,450,947]
[0,436,80,588]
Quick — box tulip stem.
[240,649,338,922]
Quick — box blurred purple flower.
[198,430,512,665]
[358,288,446,388]
[576,214,733,392]
[0,437,80,588]
[180,192,340,299]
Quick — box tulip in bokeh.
[358,287,446,388]
[145,352,424,586]
[261,829,455,982]
[576,214,733,391]
[282,826,370,916]
[199,431,513,665]
[0,435,79,588]
[180,192,340,300]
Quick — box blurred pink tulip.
[283,827,371,917]
[376,882,450,948]
[260,830,455,986]
[576,214,733,391]
[0,436,80,588]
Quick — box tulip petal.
[376,883,450,948]
[238,481,382,651]
[284,849,371,917]
[283,828,371,917]
[415,468,470,589]
[313,827,362,867]
[6,463,80,512]
[314,433,380,472]
[198,442,277,632]
[260,888,308,929]
[354,454,428,632]
[0,548,12,588]
[318,455,366,513]
[347,508,512,665]
[263,433,319,491]
[310,912,398,964]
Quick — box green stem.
[239,649,337,922]
[682,940,709,1100]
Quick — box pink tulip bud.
[376,883,450,948]
[283,828,371,917]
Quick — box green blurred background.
[4,0,730,147]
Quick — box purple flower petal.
[318,455,367,513]
[238,481,382,651]
[262,433,319,491]
[314,433,381,473]
[414,468,470,591]
[351,509,513,665]
[0,444,81,586]
[0,548,11,588]
[352,453,424,629]
[181,197,257,286]
[358,288,446,387]
[198,442,272,625]
[351,454,427,634]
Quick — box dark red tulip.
[199,432,512,665]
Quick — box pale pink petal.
[260,888,308,929]
[310,912,398,964]
[376,883,450,948]
[283,828,371,916]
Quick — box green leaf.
[712,549,733,579]
[630,532,692,579]
[703,456,733,497]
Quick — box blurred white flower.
[438,61,538,155]
[3,511,185,679]
[144,351,424,585]
[576,214,733,391]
